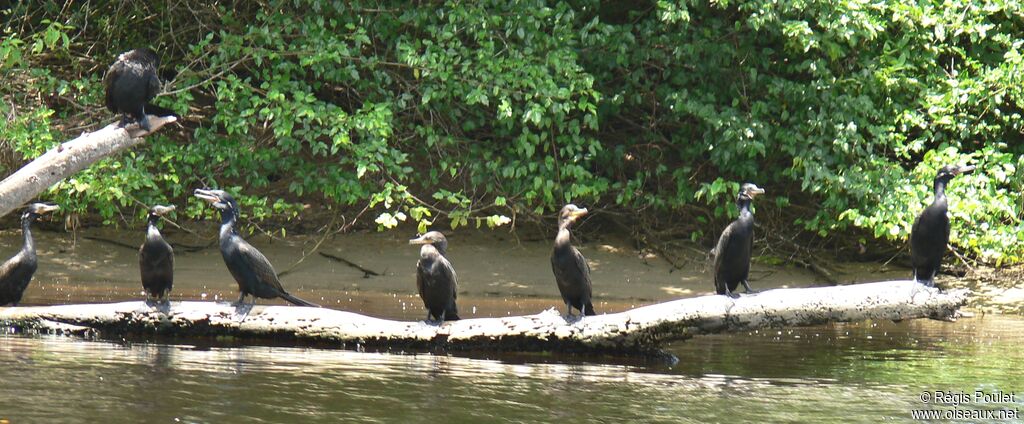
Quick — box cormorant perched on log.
[104,48,161,131]
[0,203,59,306]
[551,204,596,317]
[409,231,460,322]
[194,189,318,307]
[713,183,765,298]
[910,164,975,286]
[139,205,175,303]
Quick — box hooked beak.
[569,207,589,219]
[193,189,218,203]
[746,186,766,197]
[194,189,229,210]
[953,165,976,175]
[152,205,176,216]
[37,204,60,214]
[195,188,231,209]
[409,234,431,245]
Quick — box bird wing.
[234,240,284,292]
[140,239,174,267]
[103,61,125,112]
[572,247,591,282]
[417,256,458,296]
[145,68,161,101]
[552,246,592,288]
[415,259,427,300]
[440,256,458,299]
[0,253,17,282]
[713,224,734,294]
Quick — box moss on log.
[0,280,968,353]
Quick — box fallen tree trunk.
[0,116,177,218]
[0,280,969,353]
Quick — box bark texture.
[0,280,969,353]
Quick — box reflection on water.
[2,316,1022,422]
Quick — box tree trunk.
[0,116,177,218]
[0,280,969,354]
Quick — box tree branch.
[0,115,177,218]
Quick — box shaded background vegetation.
[1,0,1022,266]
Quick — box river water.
[1,227,1022,422]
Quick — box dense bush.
[1,1,1021,264]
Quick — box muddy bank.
[1,224,1016,318]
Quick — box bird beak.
[38,204,60,214]
[194,189,219,203]
[747,186,766,197]
[153,205,176,216]
[569,208,589,219]
[954,165,976,175]
[409,234,431,245]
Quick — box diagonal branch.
[0,115,178,218]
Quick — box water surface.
[2,316,1021,423]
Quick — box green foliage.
[1,1,1022,264]
[582,0,1024,263]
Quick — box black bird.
[104,48,161,131]
[409,231,460,322]
[910,164,975,286]
[713,183,765,298]
[139,205,176,303]
[0,203,59,306]
[194,189,318,307]
[550,204,596,317]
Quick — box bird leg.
[135,106,152,132]
[741,280,758,294]
[726,291,740,299]
[564,302,574,319]
[232,292,247,307]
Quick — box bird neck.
[21,214,35,256]
[554,225,573,250]
[219,209,238,239]
[933,178,948,199]
[147,214,162,238]
[736,197,753,218]
[420,244,442,259]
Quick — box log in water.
[0,280,968,353]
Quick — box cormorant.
[409,231,460,322]
[139,205,175,303]
[194,189,318,307]
[910,164,975,286]
[104,48,161,131]
[550,204,596,317]
[0,203,59,306]
[713,183,765,298]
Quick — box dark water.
[2,316,1022,423]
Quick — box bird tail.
[280,292,320,308]
[584,301,596,316]
[444,308,461,321]
[144,102,180,119]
